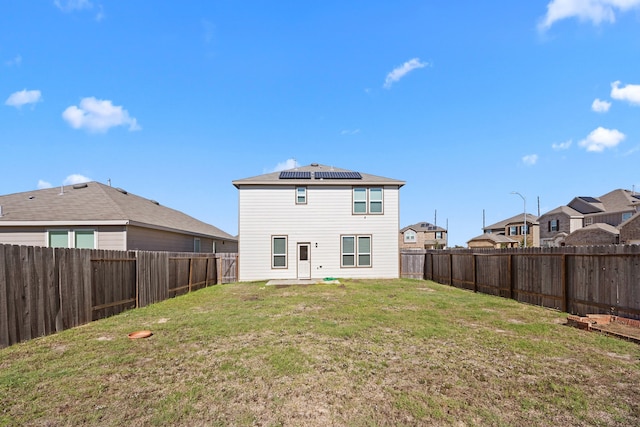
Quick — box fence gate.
[219,253,238,283]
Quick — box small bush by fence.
[401,245,640,320]
[0,244,238,348]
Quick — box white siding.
[238,185,400,281]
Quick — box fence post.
[562,253,568,313]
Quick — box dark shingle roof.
[0,182,235,240]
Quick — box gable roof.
[484,213,539,231]
[565,189,639,215]
[400,222,446,233]
[232,163,405,188]
[467,233,518,244]
[540,205,583,218]
[0,182,235,240]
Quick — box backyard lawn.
[1,279,639,426]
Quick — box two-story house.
[399,222,447,249]
[467,213,539,248]
[232,163,405,281]
[539,189,640,247]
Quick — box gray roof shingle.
[0,182,235,240]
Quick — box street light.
[511,191,527,248]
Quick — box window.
[353,188,367,213]
[296,187,307,204]
[48,230,69,248]
[75,230,95,249]
[622,212,632,221]
[509,226,518,236]
[520,225,528,235]
[549,219,559,232]
[341,235,372,267]
[353,187,383,214]
[585,217,593,226]
[404,230,417,243]
[435,231,443,239]
[194,238,201,253]
[272,236,287,268]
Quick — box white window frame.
[509,226,518,236]
[352,187,384,215]
[296,187,307,205]
[47,229,97,249]
[272,235,288,269]
[341,235,372,268]
[404,230,417,243]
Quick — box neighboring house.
[232,163,405,281]
[0,182,237,253]
[620,212,640,245]
[563,223,619,246]
[399,222,447,249]
[481,213,539,247]
[467,233,518,249]
[540,189,640,247]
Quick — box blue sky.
[2,1,640,247]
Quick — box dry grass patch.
[1,279,639,426]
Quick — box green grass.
[1,278,639,426]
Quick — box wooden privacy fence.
[0,244,238,348]
[400,246,640,320]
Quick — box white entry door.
[297,243,311,279]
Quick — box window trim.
[296,186,307,204]
[47,229,97,249]
[272,235,288,269]
[352,187,384,215]
[341,234,372,268]
[404,230,417,243]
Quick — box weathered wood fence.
[401,246,640,320]
[0,244,238,348]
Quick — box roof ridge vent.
[150,199,160,205]
[73,183,88,189]
[116,187,128,195]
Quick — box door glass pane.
[75,230,94,249]
[49,231,69,248]
[299,245,308,261]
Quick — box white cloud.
[5,89,42,108]
[611,80,640,105]
[54,0,92,12]
[552,139,573,150]
[591,98,611,112]
[539,0,640,31]
[522,154,539,165]
[340,129,361,135]
[63,174,91,185]
[270,158,300,173]
[62,97,141,133]
[383,58,428,89]
[578,126,625,152]
[5,55,22,67]
[37,180,53,189]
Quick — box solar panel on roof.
[314,171,362,179]
[279,171,311,179]
[580,196,600,203]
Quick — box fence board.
[0,245,9,347]
[401,246,640,320]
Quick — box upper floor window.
[622,212,632,221]
[549,219,559,232]
[404,230,417,243]
[353,187,383,214]
[520,225,528,235]
[296,187,307,204]
[435,231,443,239]
[509,226,518,236]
